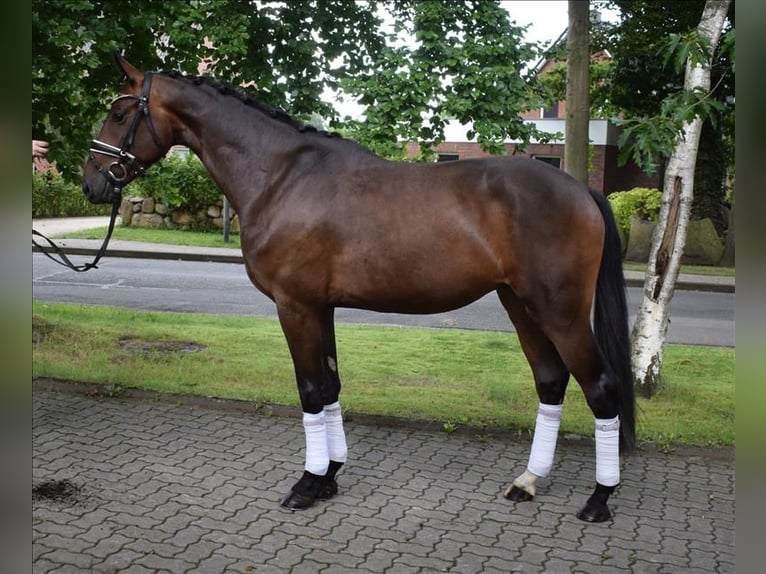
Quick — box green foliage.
[615,46,729,175]
[32,171,111,218]
[607,187,662,237]
[662,29,715,74]
[333,1,554,158]
[33,0,385,179]
[130,153,220,215]
[604,0,734,177]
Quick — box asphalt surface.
[32,218,737,573]
[32,217,735,294]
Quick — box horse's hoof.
[504,485,534,502]
[316,478,338,500]
[280,490,316,510]
[576,502,612,522]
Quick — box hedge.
[607,187,662,238]
[32,171,111,218]
[32,152,220,220]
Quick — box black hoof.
[280,489,316,510]
[576,501,612,522]
[280,470,323,511]
[576,482,617,522]
[316,478,338,500]
[504,485,534,502]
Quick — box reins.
[32,200,121,272]
[32,72,159,273]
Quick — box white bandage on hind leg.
[595,415,620,486]
[302,411,329,476]
[526,403,563,477]
[324,401,348,463]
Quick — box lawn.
[33,301,735,448]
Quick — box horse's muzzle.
[82,179,121,205]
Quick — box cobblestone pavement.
[33,388,735,573]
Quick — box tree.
[339,0,553,158]
[564,0,591,184]
[33,0,554,177]
[605,0,735,233]
[33,0,385,178]
[628,0,731,396]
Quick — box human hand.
[33,140,49,158]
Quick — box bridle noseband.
[88,71,164,202]
[33,71,165,272]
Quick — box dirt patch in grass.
[32,314,56,346]
[118,337,206,356]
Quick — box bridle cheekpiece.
[88,71,164,204]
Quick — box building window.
[542,102,559,118]
[437,153,459,162]
[533,155,561,168]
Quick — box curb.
[34,377,735,463]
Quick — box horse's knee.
[297,378,324,414]
[533,363,570,404]
[581,372,620,419]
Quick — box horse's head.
[82,53,173,204]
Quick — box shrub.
[32,171,111,218]
[607,187,662,238]
[130,152,221,215]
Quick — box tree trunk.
[631,0,731,397]
[720,194,735,266]
[565,0,590,184]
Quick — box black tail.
[589,189,636,453]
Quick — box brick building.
[408,36,661,196]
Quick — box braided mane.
[158,70,338,137]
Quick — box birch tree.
[629,0,731,397]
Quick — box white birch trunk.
[631,0,730,397]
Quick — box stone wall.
[624,216,725,265]
[119,195,239,233]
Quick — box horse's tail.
[590,189,636,453]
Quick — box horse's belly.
[330,253,501,314]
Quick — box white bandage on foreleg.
[526,403,563,477]
[324,401,348,463]
[303,411,329,476]
[595,415,620,486]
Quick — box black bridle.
[33,72,163,272]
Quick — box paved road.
[33,254,735,347]
[33,384,735,574]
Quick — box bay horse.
[82,53,635,522]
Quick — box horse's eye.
[112,110,126,123]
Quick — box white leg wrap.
[595,415,620,487]
[526,403,563,478]
[303,411,329,476]
[324,401,347,463]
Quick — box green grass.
[622,261,735,277]
[32,302,734,448]
[60,226,735,277]
[59,225,242,249]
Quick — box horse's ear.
[111,51,141,86]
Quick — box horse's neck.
[170,88,306,213]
